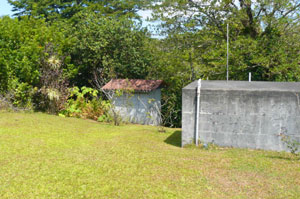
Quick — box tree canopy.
[8,0,145,20]
[2,0,300,127]
[69,12,153,86]
[150,0,300,81]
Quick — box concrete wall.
[113,89,161,125]
[182,80,300,151]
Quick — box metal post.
[195,79,201,146]
[249,72,252,82]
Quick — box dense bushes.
[0,16,73,93]
[0,14,152,124]
[4,1,300,128]
[60,87,111,122]
[69,12,152,87]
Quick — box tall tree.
[151,0,300,37]
[8,0,145,20]
[142,0,300,127]
[69,12,153,87]
[150,0,300,81]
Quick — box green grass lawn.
[0,111,299,199]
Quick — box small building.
[182,80,300,152]
[102,79,164,126]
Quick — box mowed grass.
[0,112,299,199]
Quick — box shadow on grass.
[267,155,300,161]
[164,131,181,147]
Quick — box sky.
[0,0,13,17]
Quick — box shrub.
[0,94,13,111]
[38,43,69,114]
[279,133,300,155]
[61,86,111,121]
[10,80,35,109]
[0,79,36,111]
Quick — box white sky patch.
[0,0,14,17]
[137,9,163,39]
[137,9,153,21]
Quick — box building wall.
[113,89,161,125]
[182,81,300,151]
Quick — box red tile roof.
[102,79,164,92]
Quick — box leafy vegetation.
[150,0,300,81]
[2,0,300,127]
[0,112,299,198]
[8,0,144,21]
[279,133,300,155]
[61,86,111,121]
[69,12,152,87]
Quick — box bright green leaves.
[61,86,111,121]
[0,16,73,93]
[149,0,300,82]
[8,0,145,21]
[70,12,152,86]
[0,17,42,91]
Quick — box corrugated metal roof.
[102,79,164,92]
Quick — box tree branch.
[283,3,300,18]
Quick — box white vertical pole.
[249,72,252,82]
[227,23,229,82]
[195,79,202,146]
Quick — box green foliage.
[150,0,300,81]
[8,0,145,21]
[0,12,153,118]
[97,114,110,122]
[1,2,155,120]
[0,16,42,92]
[70,12,152,86]
[144,0,300,127]
[4,0,300,128]
[9,80,35,109]
[61,86,111,121]
[279,133,300,155]
[0,16,73,93]
[0,79,36,111]
[147,37,193,127]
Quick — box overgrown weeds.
[278,133,300,155]
[60,86,112,122]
